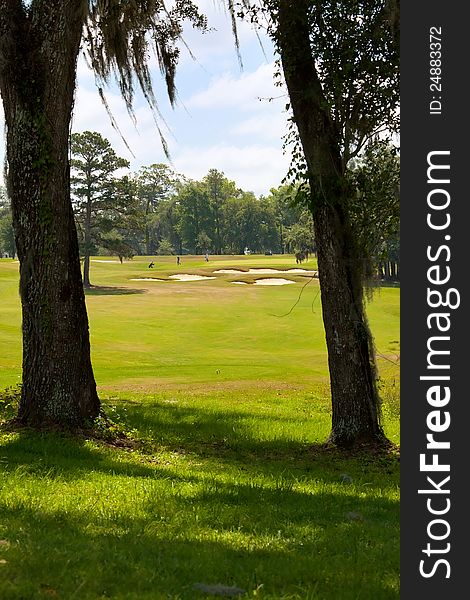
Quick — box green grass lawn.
[0,255,400,599]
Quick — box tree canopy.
[349,141,400,280]
[71,131,136,285]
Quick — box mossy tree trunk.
[277,0,387,447]
[0,0,100,427]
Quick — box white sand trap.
[92,259,122,263]
[130,278,166,282]
[231,281,249,285]
[254,278,295,286]
[214,268,317,276]
[169,274,216,281]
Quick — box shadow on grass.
[107,399,399,481]
[378,281,400,289]
[84,286,146,296]
[0,474,399,600]
[0,430,167,481]
[0,422,397,491]
[0,403,399,599]
[0,396,399,490]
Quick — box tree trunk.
[145,198,152,255]
[83,192,92,288]
[378,262,384,279]
[384,261,391,280]
[215,216,221,254]
[83,254,91,289]
[0,1,100,428]
[277,0,386,447]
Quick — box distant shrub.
[0,384,21,420]
[156,239,175,255]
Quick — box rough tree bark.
[0,0,100,427]
[277,0,387,447]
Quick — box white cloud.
[71,66,175,169]
[69,56,289,192]
[172,142,290,196]
[177,0,271,70]
[231,110,288,141]
[185,62,279,111]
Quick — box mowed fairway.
[0,255,400,599]
[0,254,399,393]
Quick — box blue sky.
[0,2,291,197]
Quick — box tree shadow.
[0,430,166,481]
[0,478,399,599]
[84,286,146,296]
[106,399,399,485]
[0,405,399,598]
[0,398,399,489]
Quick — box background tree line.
[1,130,399,285]
[69,131,317,265]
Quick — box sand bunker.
[214,268,317,275]
[254,278,295,286]
[169,274,216,281]
[231,278,294,286]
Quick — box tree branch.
[277,0,342,184]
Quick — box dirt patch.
[98,379,308,394]
[130,278,166,282]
